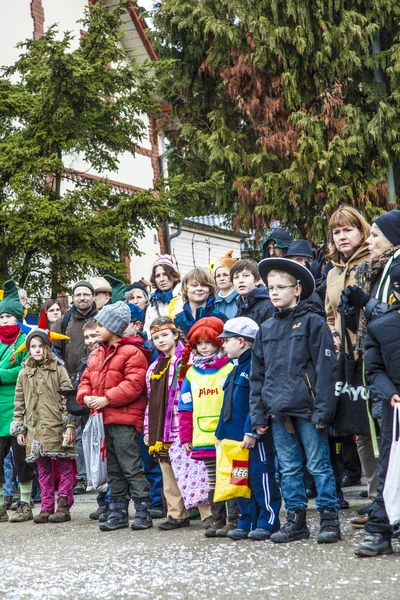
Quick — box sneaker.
[4,496,13,510]
[354,533,393,557]
[351,513,369,529]
[248,528,273,541]
[149,505,165,519]
[89,506,109,521]
[202,515,214,529]
[72,479,87,495]
[158,517,191,531]
[34,510,53,524]
[0,507,9,523]
[227,528,249,540]
[215,521,237,537]
[317,509,341,544]
[11,499,34,510]
[271,509,310,544]
[341,475,361,488]
[204,519,226,538]
[9,501,34,523]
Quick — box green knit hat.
[0,280,24,320]
[104,275,126,303]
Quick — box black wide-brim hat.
[258,258,316,300]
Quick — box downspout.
[165,220,182,254]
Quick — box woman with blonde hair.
[325,206,371,348]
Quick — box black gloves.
[306,249,326,280]
[341,285,369,308]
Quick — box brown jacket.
[52,303,98,382]
[325,243,370,340]
[11,355,79,462]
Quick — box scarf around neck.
[150,289,174,305]
[0,324,21,346]
[355,245,400,347]
[192,349,227,370]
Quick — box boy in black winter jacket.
[354,260,400,558]
[249,258,340,544]
[230,259,274,325]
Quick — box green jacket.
[0,333,27,437]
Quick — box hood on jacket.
[238,285,270,309]
[101,334,153,365]
[183,295,217,321]
[274,298,326,320]
[71,303,98,320]
[215,289,239,305]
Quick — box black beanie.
[374,210,400,246]
[125,281,149,299]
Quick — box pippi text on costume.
[198,387,219,397]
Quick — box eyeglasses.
[267,285,296,292]
[74,293,93,298]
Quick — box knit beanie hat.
[72,281,95,294]
[286,240,314,259]
[0,280,25,321]
[96,301,131,337]
[128,303,145,323]
[374,210,400,246]
[152,254,180,277]
[213,251,238,274]
[104,275,126,303]
[125,281,149,300]
[90,277,112,294]
[26,330,52,350]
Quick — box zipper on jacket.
[304,373,315,409]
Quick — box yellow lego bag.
[213,439,251,502]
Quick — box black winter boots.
[99,497,129,531]
[317,509,341,543]
[271,509,310,543]
[130,498,153,530]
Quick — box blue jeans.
[271,417,339,513]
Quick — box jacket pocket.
[197,416,220,433]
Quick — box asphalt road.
[1,488,399,600]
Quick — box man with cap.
[53,281,98,495]
[262,229,293,259]
[286,240,326,307]
[249,258,341,545]
[355,259,400,557]
[90,277,113,310]
[215,317,281,541]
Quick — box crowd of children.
[1,240,400,559]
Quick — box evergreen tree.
[152,0,400,243]
[0,0,183,296]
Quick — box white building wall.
[169,225,242,277]
[0,1,34,67]
[0,1,164,285]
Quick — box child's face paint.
[29,338,45,362]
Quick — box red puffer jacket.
[76,336,151,432]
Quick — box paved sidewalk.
[0,488,399,600]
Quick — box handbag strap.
[339,307,355,360]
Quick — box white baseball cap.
[217,317,259,341]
